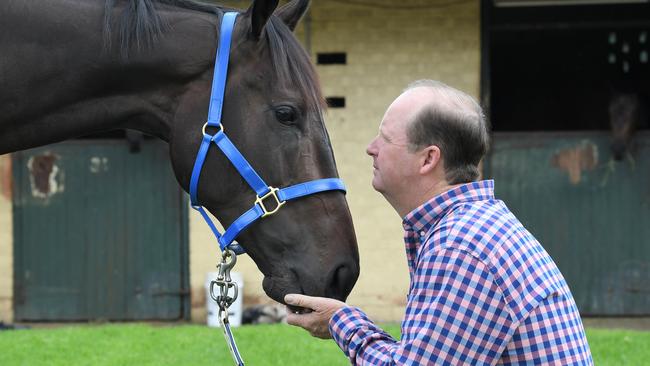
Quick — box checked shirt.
[329,180,593,365]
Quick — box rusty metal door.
[12,140,189,321]
[486,131,650,315]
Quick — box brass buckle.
[202,122,224,136]
[255,187,286,218]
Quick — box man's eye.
[274,106,297,125]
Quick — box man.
[285,80,593,365]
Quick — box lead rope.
[209,249,245,366]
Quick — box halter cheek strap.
[189,12,347,255]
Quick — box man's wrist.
[328,306,367,347]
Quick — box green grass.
[0,323,648,365]
[586,329,650,365]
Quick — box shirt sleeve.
[329,248,515,365]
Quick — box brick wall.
[310,0,480,322]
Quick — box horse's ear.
[275,0,310,31]
[247,0,279,39]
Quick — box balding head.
[403,80,489,184]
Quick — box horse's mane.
[103,0,224,57]
[103,0,325,113]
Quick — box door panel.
[486,132,650,315]
[13,140,189,321]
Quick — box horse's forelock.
[265,16,326,117]
[262,15,336,169]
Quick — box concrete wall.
[0,155,13,323]
[190,0,481,322]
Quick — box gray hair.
[404,80,490,184]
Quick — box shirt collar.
[402,179,495,235]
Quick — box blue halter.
[189,12,346,256]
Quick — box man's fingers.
[286,311,330,339]
[284,294,313,309]
[285,311,300,326]
[285,310,306,326]
[286,308,316,329]
[284,297,344,340]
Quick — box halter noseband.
[189,12,346,256]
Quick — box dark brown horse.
[0,0,359,306]
[609,90,648,161]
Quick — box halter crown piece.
[190,12,346,366]
[189,12,347,256]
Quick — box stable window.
[326,97,346,108]
[317,52,347,65]
[482,0,650,131]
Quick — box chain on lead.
[210,249,239,311]
[209,248,245,366]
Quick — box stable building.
[1,0,648,324]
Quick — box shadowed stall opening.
[482,0,650,316]
[486,2,650,159]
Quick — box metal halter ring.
[255,187,286,218]
[202,122,224,136]
[210,279,238,309]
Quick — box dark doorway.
[483,0,650,132]
[482,0,650,316]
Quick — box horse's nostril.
[326,264,358,301]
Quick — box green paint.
[486,132,650,315]
[12,140,189,320]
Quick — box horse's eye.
[274,106,297,125]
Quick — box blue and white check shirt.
[329,180,593,365]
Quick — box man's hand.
[284,294,347,339]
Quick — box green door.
[13,139,189,321]
[486,132,650,315]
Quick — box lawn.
[0,323,648,365]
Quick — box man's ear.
[419,146,441,175]
[275,0,310,31]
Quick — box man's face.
[366,90,424,199]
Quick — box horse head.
[0,0,359,307]
[168,0,360,305]
[608,90,647,161]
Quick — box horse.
[0,0,360,310]
[608,90,648,161]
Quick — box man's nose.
[366,137,377,156]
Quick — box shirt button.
[419,231,426,237]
